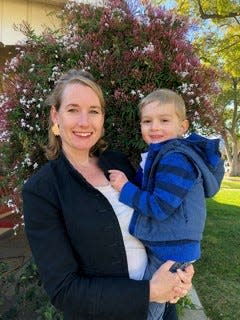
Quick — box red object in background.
[0,215,15,228]
[0,204,11,215]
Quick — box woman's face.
[51,83,104,155]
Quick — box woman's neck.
[63,147,109,187]
[63,147,92,167]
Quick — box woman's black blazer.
[23,150,149,320]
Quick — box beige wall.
[0,0,66,74]
[0,0,65,46]
[0,0,101,68]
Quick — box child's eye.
[141,120,151,124]
[162,119,170,122]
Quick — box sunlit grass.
[194,178,240,320]
[213,189,240,206]
[221,177,240,190]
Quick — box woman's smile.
[73,131,92,137]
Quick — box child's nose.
[151,121,160,130]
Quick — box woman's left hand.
[169,264,194,303]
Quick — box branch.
[216,40,240,53]
[199,56,212,63]
[196,0,240,20]
[218,22,232,27]
[226,34,240,40]
[234,17,240,24]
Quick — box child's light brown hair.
[138,89,187,121]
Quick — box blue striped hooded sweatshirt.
[119,133,224,262]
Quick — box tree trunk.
[221,131,232,163]
[228,77,240,177]
[230,158,240,176]
[229,136,240,176]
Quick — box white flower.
[195,97,200,104]
[142,43,154,53]
[179,71,189,78]
[20,119,26,127]
[20,96,27,105]
[33,163,38,169]
[137,90,144,99]
[7,199,14,208]
[178,83,188,94]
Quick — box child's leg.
[143,253,166,320]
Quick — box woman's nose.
[77,113,89,126]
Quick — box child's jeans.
[143,253,166,320]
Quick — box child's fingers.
[108,169,121,174]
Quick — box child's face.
[140,101,189,144]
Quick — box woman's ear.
[50,106,58,124]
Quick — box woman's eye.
[142,120,151,124]
[90,109,100,114]
[68,108,78,113]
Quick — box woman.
[23,69,194,320]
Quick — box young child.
[109,88,224,320]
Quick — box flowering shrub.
[0,0,219,213]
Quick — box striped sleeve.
[119,152,198,221]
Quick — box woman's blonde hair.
[45,69,107,160]
[138,88,187,120]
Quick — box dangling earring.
[51,123,60,136]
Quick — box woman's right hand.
[149,260,191,303]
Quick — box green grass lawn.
[194,177,240,320]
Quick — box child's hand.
[108,170,128,192]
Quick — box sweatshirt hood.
[182,133,224,197]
